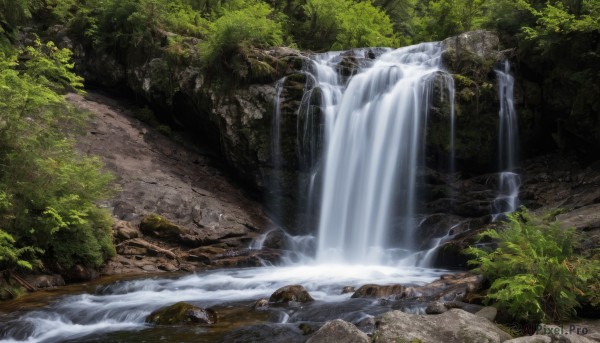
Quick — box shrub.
[0,41,116,271]
[466,209,600,322]
[302,0,398,50]
[200,2,284,71]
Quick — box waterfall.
[305,43,455,264]
[492,61,520,219]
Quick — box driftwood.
[8,272,36,292]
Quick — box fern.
[466,208,600,322]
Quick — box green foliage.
[0,228,41,271]
[301,0,398,50]
[466,209,600,322]
[200,2,284,71]
[0,41,116,271]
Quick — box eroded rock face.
[373,309,512,343]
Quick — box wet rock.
[408,272,484,302]
[146,302,217,325]
[475,306,498,322]
[373,309,512,343]
[23,274,65,289]
[341,286,355,294]
[252,298,269,310]
[220,323,306,343]
[351,284,405,298]
[306,319,370,343]
[269,285,314,304]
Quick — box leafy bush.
[466,209,600,322]
[200,2,284,72]
[0,41,116,271]
[301,0,398,50]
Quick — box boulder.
[306,319,370,343]
[426,301,448,314]
[269,285,314,304]
[373,309,512,343]
[351,284,405,298]
[475,306,498,322]
[146,302,217,325]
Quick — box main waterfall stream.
[0,43,476,343]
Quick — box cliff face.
[58,28,599,269]
[64,29,508,223]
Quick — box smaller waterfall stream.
[492,61,520,219]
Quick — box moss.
[139,213,188,240]
[146,302,217,325]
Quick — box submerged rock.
[145,302,217,325]
[373,309,512,343]
[306,319,370,343]
[269,285,314,304]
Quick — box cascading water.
[313,43,455,264]
[492,61,520,219]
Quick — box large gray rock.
[373,309,512,343]
[306,319,370,343]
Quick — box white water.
[314,43,455,264]
[492,61,520,219]
[0,266,445,343]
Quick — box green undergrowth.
[466,208,600,323]
[0,37,116,279]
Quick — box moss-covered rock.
[269,285,314,304]
[146,302,217,325]
[139,213,189,241]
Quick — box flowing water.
[0,266,445,343]
[313,43,455,264]
[492,61,520,219]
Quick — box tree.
[301,0,398,50]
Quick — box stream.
[0,265,446,343]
